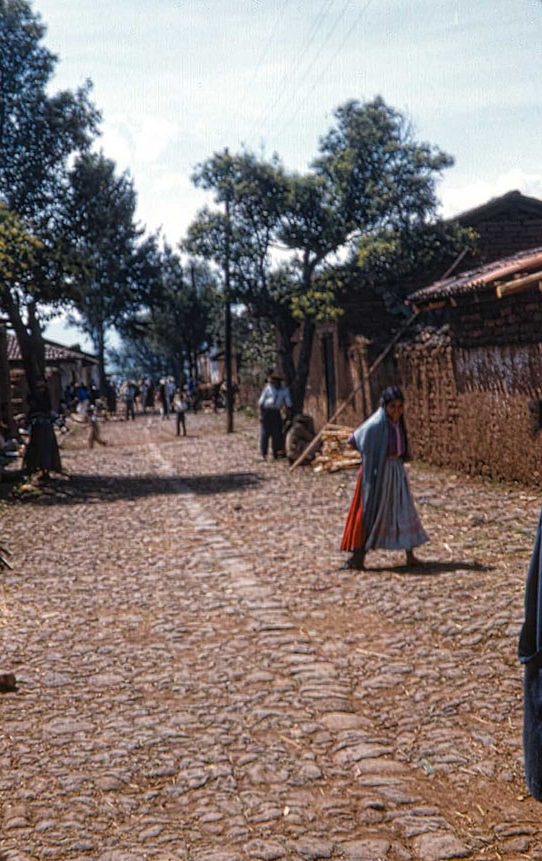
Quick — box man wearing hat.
[258,371,292,460]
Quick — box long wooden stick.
[289,247,470,473]
[289,309,421,472]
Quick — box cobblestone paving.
[1,412,541,860]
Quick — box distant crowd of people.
[61,377,194,433]
[18,374,204,482]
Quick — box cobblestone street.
[1,412,541,861]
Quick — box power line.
[233,0,291,115]
[251,0,337,140]
[273,0,375,141]
[266,0,354,140]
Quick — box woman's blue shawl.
[352,406,389,543]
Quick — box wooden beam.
[496,269,542,299]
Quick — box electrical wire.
[273,0,375,141]
[251,0,337,140]
[266,0,354,139]
[233,0,291,115]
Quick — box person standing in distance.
[258,371,292,460]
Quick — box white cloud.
[98,114,179,172]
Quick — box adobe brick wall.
[447,286,542,348]
[397,326,542,485]
[465,216,542,264]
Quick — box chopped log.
[311,425,359,474]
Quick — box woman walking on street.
[341,386,428,570]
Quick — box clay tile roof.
[7,335,98,364]
[409,245,542,307]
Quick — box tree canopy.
[0,0,100,394]
[185,97,463,412]
[63,151,146,389]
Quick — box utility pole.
[224,159,234,433]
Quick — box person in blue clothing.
[341,386,428,570]
[258,372,292,460]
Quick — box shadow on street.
[12,471,264,505]
[374,559,494,576]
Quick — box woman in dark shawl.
[23,381,62,478]
[340,386,428,570]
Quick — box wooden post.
[224,178,234,434]
[289,310,421,472]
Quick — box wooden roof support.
[496,269,542,299]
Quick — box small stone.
[299,763,323,781]
[139,825,163,840]
[245,840,286,860]
[412,832,470,861]
[321,712,362,730]
[295,838,334,859]
[341,838,390,859]
[97,854,146,861]
[502,837,530,852]
[45,718,94,735]
[96,775,125,791]
[71,840,95,852]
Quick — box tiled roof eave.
[409,246,542,307]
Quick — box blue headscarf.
[351,387,409,543]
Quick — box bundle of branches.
[311,425,359,474]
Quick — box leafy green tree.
[116,244,220,384]
[356,220,477,314]
[0,0,99,395]
[150,249,218,383]
[187,98,462,413]
[186,150,297,391]
[63,151,147,390]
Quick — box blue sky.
[34,0,542,345]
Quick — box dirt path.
[0,412,540,860]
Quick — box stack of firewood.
[311,424,359,473]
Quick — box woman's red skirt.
[340,468,365,551]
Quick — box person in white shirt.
[173,389,188,437]
[258,372,292,459]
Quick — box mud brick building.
[401,246,542,484]
[303,190,542,433]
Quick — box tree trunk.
[290,318,315,415]
[6,298,46,400]
[276,323,296,389]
